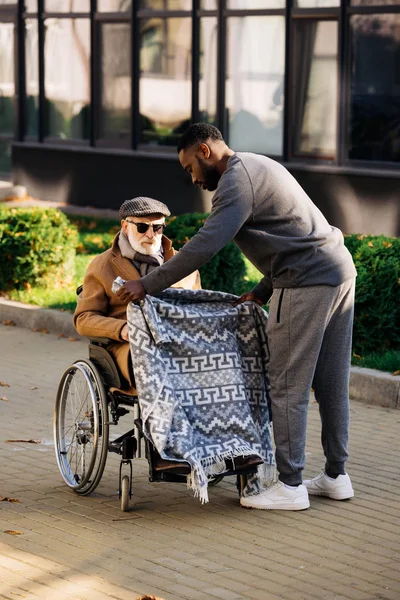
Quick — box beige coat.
[74,233,201,387]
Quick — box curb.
[0,297,82,340]
[1,297,399,409]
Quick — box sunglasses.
[125,220,166,234]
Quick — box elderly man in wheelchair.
[54,197,273,511]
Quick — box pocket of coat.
[276,288,285,324]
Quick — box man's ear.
[199,142,211,159]
[121,219,128,235]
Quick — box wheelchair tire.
[120,475,130,512]
[208,475,224,487]
[54,359,109,496]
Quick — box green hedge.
[166,213,247,296]
[344,234,400,354]
[0,207,78,291]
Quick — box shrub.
[166,213,248,295]
[0,207,78,291]
[344,234,400,354]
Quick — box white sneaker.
[240,481,310,511]
[304,472,354,500]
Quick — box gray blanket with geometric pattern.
[125,288,275,503]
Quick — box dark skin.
[116,139,264,306]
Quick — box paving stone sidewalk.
[0,324,399,600]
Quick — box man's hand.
[116,279,146,304]
[233,292,264,307]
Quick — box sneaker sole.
[307,489,354,500]
[240,500,310,511]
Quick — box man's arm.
[74,265,127,341]
[251,274,273,304]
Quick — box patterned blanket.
[124,288,275,503]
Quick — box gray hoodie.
[142,152,356,301]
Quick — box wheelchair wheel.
[120,475,130,512]
[208,475,224,487]
[54,359,109,496]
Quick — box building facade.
[0,0,399,234]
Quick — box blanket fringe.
[186,449,276,504]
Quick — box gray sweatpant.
[267,279,355,486]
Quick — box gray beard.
[127,228,162,256]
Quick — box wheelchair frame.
[54,338,256,511]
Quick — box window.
[292,20,338,159]
[226,16,285,156]
[294,0,340,7]
[24,0,37,10]
[44,18,90,139]
[97,0,131,11]
[25,19,39,137]
[0,21,14,137]
[0,20,14,172]
[139,17,192,146]
[44,1,90,11]
[98,22,131,145]
[227,0,285,7]
[139,0,191,8]
[349,13,400,163]
[199,17,217,125]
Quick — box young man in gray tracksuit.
[117,123,357,511]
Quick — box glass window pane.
[200,0,217,8]
[25,19,39,137]
[227,1,285,8]
[295,0,340,7]
[226,16,285,155]
[97,0,131,10]
[139,0,191,9]
[349,14,400,163]
[98,22,131,143]
[24,0,37,10]
[45,0,90,11]
[292,20,338,159]
[351,0,398,5]
[0,140,12,174]
[199,17,217,124]
[0,22,15,137]
[44,18,90,139]
[139,17,192,146]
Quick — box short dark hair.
[177,123,224,153]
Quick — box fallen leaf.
[0,381,10,387]
[40,328,49,334]
[67,337,78,342]
[393,370,400,376]
[0,497,20,503]
[4,530,23,535]
[0,396,8,402]
[58,332,67,338]
[4,439,42,444]
[30,386,39,390]
[353,353,362,359]
[2,320,16,327]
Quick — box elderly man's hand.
[232,292,264,307]
[116,279,146,304]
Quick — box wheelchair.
[54,336,258,511]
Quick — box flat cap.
[119,196,171,219]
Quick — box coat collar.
[110,231,174,281]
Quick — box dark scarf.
[118,231,164,277]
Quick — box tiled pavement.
[0,324,399,600]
